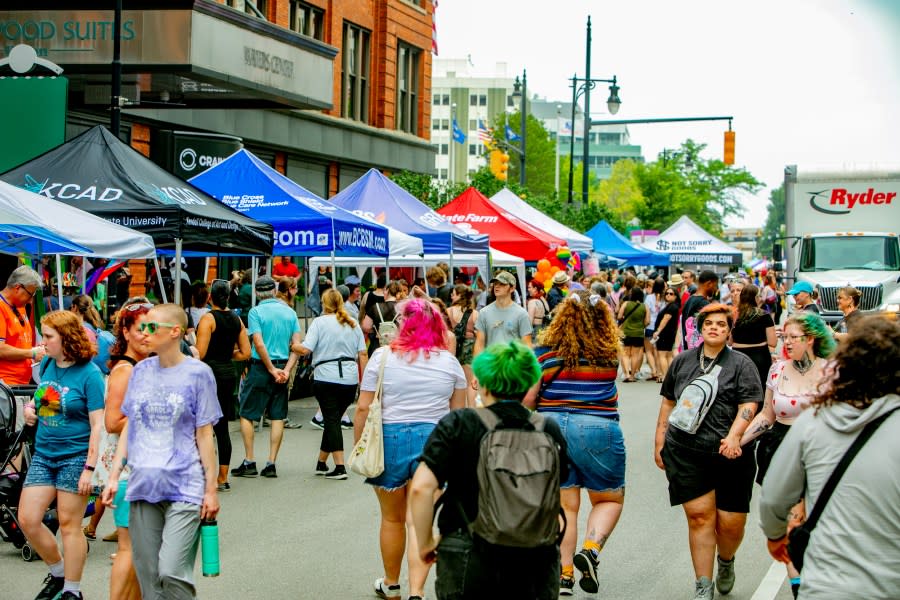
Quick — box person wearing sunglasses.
[0,265,46,386]
[651,286,682,382]
[102,303,221,599]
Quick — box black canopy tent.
[1,125,274,302]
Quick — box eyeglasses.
[138,321,177,334]
[17,285,36,299]
[125,302,154,312]
[784,334,807,343]
[664,292,676,296]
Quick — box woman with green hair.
[740,311,835,599]
[409,341,569,599]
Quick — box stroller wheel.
[21,543,36,562]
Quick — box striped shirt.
[533,347,619,417]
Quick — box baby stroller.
[0,380,59,561]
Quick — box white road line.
[750,560,787,600]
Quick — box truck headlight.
[886,303,900,313]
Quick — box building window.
[440,144,449,155]
[468,143,484,156]
[469,94,477,106]
[443,94,450,105]
[432,120,441,130]
[441,119,449,130]
[397,42,420,134]
[439,168,448,179]
[469,119,477,131]
[479,95,487,106]
[599,133,620,145]
[239,0,267,17]
[290,1,324,40]
[342,22,371,123]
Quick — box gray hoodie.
[759,394,900,599]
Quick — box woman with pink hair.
[354,298,468,600]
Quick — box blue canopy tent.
[329,169,489,255]
[585,220,670,266]
[190,149,390,258]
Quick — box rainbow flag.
[81,261,127,295]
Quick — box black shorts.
[623,336,644,347]
[661,436,755,513]
[755,421,790,485]
[238,361,288,422]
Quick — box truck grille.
[819,285,883,312]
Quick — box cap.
[336,284,351,301]
[254,276,276,292]
[552,271,570,286]
[490,271,517,287]
[667,274,684,286]
[786,281,814,296]
[344,275,361,285]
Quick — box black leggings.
[313,381,357,454]
[213,375,236,467]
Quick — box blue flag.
[452,119,466,144]
[505,124,521,142]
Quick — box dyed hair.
[784,312,836,358]
[41,310,96,364]
[451,284,475,310]
[110,300,152,358]
[696,302,734,330]
[321,288,356,328]
[537,290,619,369]
[813,316,899,411]
[390,298,448,358]
[471,341,541,401]
[70,294,103,329]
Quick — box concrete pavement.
[2,383,794,599]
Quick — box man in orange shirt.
[0,266,46,385]
[272,256,300,284]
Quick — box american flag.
[431,1,438,55]
[477,120,493,143]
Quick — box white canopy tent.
[642,215,742,268]
[489,188,593,253]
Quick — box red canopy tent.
[437,187,564,261]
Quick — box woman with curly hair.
[19,310,105,600]
[529,290,624,596]
[739,311,834,597]
[354,298,467,600]
[760,316,900,599]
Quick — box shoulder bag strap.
[371,348,389,407]
[803,406,899,533]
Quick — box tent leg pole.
[204,257,210,284]
[303,257,309,333]
[55,254,63,308]
[251,258,258,308]
[385,258,389,283]
[153,256,168,304]
[174,239,184,306]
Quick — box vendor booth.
[489,188,593,253]
[643,216,742,268]
[585,220,669,266]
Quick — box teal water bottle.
[200,519,220,577]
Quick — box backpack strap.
[528,411,546,432]
[474,407,501,432]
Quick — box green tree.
[757,184,785,257]
[489,112,557,198]
[596,159,644,224]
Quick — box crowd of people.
[1,257,897,600]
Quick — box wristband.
[83,464,95,472]
[31,347,36,359]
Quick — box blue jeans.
[546,412,626,492]
[365,422,435,490]
[24,452,87,494]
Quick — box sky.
[436,0,900,229]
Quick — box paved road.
[3,382,794,599]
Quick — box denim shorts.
[546,412,626,492]
[113,479,130,528]
[24,452,87,494]
[365,422,435,490]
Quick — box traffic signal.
[489,149,510,181]
[724,130,735,165]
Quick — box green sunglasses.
[139,321,178,334]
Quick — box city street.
[3,384,793,600]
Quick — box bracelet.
[31,347,36,360]
[83,464,95,472]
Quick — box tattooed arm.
[740,387,776,446]
[720,401,758,459]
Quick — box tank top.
[204,310,241,366]
[766,360,816,420]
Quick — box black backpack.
[453,309,472,360]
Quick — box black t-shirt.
[420,403,568,535]
[800,303,820,314]
[655,302,680,343]
[660,347,761,452]
[731,311,774,345]
[833,309,862,334]
[680,295,710,349]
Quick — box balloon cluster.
[531,247,580,292]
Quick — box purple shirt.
[122,356,221,505]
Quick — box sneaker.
[59,592,83,599]
[715,556,735,595]
[325,466,348,480]
[315,461,328,476]
[573,549,599,593]
[559,575,575,596]
[340,419,353,430]
[283,418,303,429]
[260,464,277,478]
[34,573,64,600]
[231,461,258,477]
[374,577,401,599]
[694,576,715,600]
[216,482,231,492]
[309,416,325,430]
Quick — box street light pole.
[581,16,591,206]
[520,70,527,186]
[449,102,456,183]
[567,73,621,204]
[555,104,562,196]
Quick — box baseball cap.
[344,275,361,285]
[255,276,276,292]
[785,281,814,296]
[490,271,517,287]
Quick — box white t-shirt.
[644,294,661,327]
[301,314,366,384]
[361,346,467,424]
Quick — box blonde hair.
[322,288,356,328]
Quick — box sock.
[561,565,575,578]
[718,555,735,564]
[48,560,64,578]
[266,461,275,467]
[62,580,81,594]
[244,458,254,465]
[314,410,323,420]
[583,540,601,559]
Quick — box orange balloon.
[533,272,545,283]
[537,259,551,273]
[550,266,560,275]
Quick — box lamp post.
[567,73,620,205]
[555,103,562,196]
[512,70,527,186]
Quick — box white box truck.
[782,165,900,322]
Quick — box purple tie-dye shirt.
[122,356,222,505]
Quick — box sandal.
[83,526,96,540]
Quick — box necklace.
[698,347,723,374]
[793,355,814,375]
